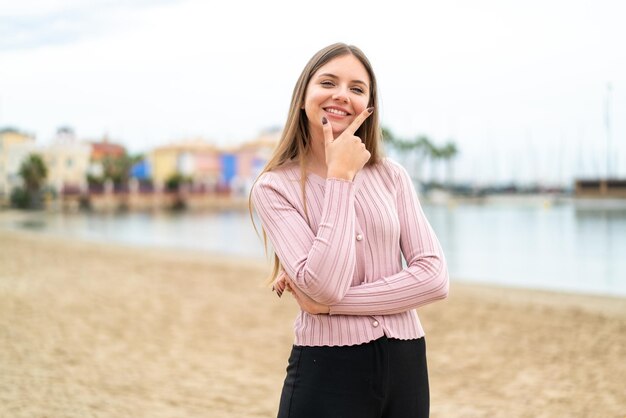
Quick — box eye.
[320,80,335,87]
[351,86,365,94]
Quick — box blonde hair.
[250,43,383,283]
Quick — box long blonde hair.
[250,43,383,282]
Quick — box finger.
[284,275,293,286]
[272,278,285,293]
[346,107,374,136]
[322,116,334,146]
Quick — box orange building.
[90,136,126,161]
[87,136,127,180]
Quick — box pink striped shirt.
[252,158,449,346]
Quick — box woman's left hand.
[284,276,330,315]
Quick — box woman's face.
[303,54,371,138]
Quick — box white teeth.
[326,108,348,116]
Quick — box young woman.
[251,43,449,418]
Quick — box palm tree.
[383,127,459,188]
[20,154,47,191]
[439,142,459,187]
[383,127,432,182]
[18,153,48,209]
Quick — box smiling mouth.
[324,107,350,116]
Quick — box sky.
[1,0,625,185]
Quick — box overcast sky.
[1,0,625,184]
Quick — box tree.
[439,142,459,186]
[383,126,460,188]
[87,153,139,190]
[12,153,48,209]
[20,153,47,192]
[165,172,191,192]
[101,154,133,186]
[383,127,432,182]
[165,172,191,211]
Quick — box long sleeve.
[251,173,357,305]
[329,162,449,316]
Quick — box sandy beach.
[0,227,624,417]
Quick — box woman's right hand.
[283,275,330,315]
[324,107,373,181]
[272,271,287,298]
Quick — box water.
[425,204,626,296]
[2,211,265,258]
[2,203,625,297]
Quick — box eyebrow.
[316,73,369,88]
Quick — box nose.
[332,87,350,103]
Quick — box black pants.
[277,336,429,418]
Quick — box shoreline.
[3,223,625,304]
[1,228,624,417]
[1,208,624,300]
[3,191,626,215]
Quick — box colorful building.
[148,131,279,195]
[131,159,151,181]
[2,124,281,204]
[149,138,221,190]
[0,127,38,200]
[89,136,126,161]
[87,135,128,180]
[226,129,280,195]
[43,127,91,194]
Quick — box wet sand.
[0,227,624,417]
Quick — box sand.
[0,227,624,417]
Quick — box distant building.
[149,138,221,190]
[0,127,37,199]
[90,135,126,161]
[131,159,151,180]
[575,179,626,198]
[147,131,279,195]
[43,127,91,194]
[228,129,280,195]
[87,135,127,179]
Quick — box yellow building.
[149,138,220,190]
[0,128,37,199]
[149,145,179,189]
[43,127,91,194]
